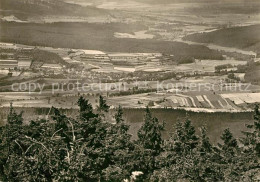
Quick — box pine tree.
[77,96,97,121]
[97,95,110,113]
[2,99,260,181]
[218,128,241,181]
[240,105,260,180]
[115,105,124,124]
[158,118,199,180]
[7,103,23,125]
[219,128,239,157]
[194,127,224,182]
[77,97,110,181]
[102,106,134,181]
[137,107,164,155]
[0,104,24,180]
[198,126,212,154]
[171,118,199,154]
[136,107,164,177]
[241,105,260,156]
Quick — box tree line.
[0,96,259,181]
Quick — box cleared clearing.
[221,93,260,105]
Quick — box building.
[108,53,161,62]
[16,55,33,69]
[114,66,136,72]
[21,47,34,52]
[0,53,15,59]
[0,43,13,46]
[80,54,110,62]
[254,58,260,63]
[17,55,30,59]
[108,53,147,61]
[18,59,32,69]
[82,50,106,55]
[41,63,63,69]
[0,43,16,49]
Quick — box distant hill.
[0,0,109,20]
[61,0,260,6]
[0,21,223,60]
[64,0,260,15]
[134,0,259,4]
[184,25,260,56]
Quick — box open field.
[80,57,245,73]
[0,42,258,112]
[221,93,260,105]
[1,80,259,111]
[114,30,154,39]
[173,59,246,73]
[107,91,260,112]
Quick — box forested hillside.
[0,21,224,60]
[245,62,260,85]
[0,96,259,181]
[0,0,109,20]
[184,25,260,56]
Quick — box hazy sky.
[63,0,259,5]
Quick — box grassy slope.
[184,25,260,56]
[0,21,223,60]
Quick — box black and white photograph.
[0,0,259,181]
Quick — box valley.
[0,1,260,119]
[1,1,260,181]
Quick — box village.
[0,42,259,112]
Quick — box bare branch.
[14,140,24,153]
[25,136,50,152]
[51,128,63,140]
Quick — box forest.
[0,21,224,61]
[0,96,259,181]
[0,0,109,20]
[184,24,260,56]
